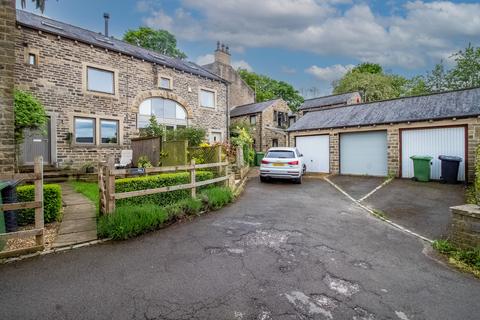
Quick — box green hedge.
[16,184,62,225]
[115,171,213,207]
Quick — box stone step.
[58,218,97,235]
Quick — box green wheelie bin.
[255,152,265,166]
[410,155,433,182]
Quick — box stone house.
[0,0,16,173]
[201,42,255,109]
[13,10,228,168]
[230,99,291,152]
[298,92,362,116]
[287,87,480,182]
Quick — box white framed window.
[74,117,95,144]
[200,89,215,108]
[159,76,172,89]
[138,97,187,129]
[28,53,37,66]
[87,67,115,94]
[250,115,256,125]
[100,119,119,144]
[209,131,223,143]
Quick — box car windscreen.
[266,150,295,158]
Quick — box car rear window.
[266,150,295,158]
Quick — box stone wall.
[0,0,15,173]
[289,118,480,181]
[260,100,290,151]
[231,100,290,152]
[14,25,227,168]
[203,61,255,108]
[450,204,480,249]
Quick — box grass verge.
[98,186,234,240]
[433,239,480,278]
[69,181,99,209]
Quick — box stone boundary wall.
[450,204,480,249]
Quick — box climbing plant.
[14,90,47,143]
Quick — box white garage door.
[401,127,465,181]
[340,131,388,176]
[296,135,329,173]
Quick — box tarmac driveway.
[364,179,465,240]
[0,178,479,319]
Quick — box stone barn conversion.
[288,87,480,182]
[13,10,228,168]
[230,99,291,152]
[298,91,362,116]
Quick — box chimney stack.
[103,13,110,37]
[214,41,231,66]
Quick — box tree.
[333,63,408,102]
[238,69,304,111]
[447,43,480,89]
[123,27,187,59]
[352,62,383,74]
[424,61,449,92]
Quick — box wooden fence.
[98,159,229,215]
[131,136,162,167]
[0,156,44,259]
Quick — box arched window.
[137,98,187,130]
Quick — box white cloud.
[195,54,253,71]
[195,54,214,65]
[305,64,354,82]
[142,1,480,69]
[232,60,253,71]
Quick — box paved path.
[1,179,479,319]
[52,183,97,247]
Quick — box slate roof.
[230,99,281,117]
[16,10,224,82]
[288,87,480,132]
[299,92,360,110]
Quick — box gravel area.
[4,222,59,251]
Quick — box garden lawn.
[69,181,99,211]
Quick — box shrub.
[475,144,480,205]
[16,184,62,225]
[98,204,169,240]
[433,240,480,272]
[115,171,213,207]
[176,197,203,216]
[200,187,234,210]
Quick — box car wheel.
[303,165,306,174]
[294,176,302,184]
[260,176,268,183]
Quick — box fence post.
[190,159,196,198]
[34,156,44,247]
[105,156,116,214]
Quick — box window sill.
[72,144,122,149]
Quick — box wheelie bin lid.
[438,155,462,162]
[410,155,433,161]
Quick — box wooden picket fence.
[98,158,229,215]
[0,156,44,259]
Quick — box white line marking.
[324,176,433,243]
[358,177,393,202]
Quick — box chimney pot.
[103,12,110,37]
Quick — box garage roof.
[299,92,360,110]
[16,10,224,83]
[230,99,281,117]
[288,87,480,132]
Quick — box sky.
[17,0,480,98]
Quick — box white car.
[260,147,306,184]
